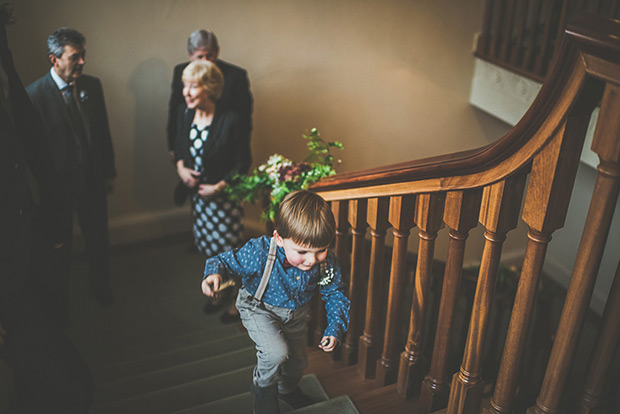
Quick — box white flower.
[79,89,88,102]
[318,262,335,286]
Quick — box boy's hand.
[319,336,337,352]
[201,274,222,297]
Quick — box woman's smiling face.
[182,81,210,110]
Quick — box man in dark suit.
[1,14,94,412]
[167,29,253,162]
[26,27,116,311]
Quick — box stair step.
[173,374,329,414]
[97,333,254,382]
[95,346,256,404]
[291,395,359,413]
[105,324,242,363]
[91,365,254,414]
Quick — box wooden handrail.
[312,14,620,200]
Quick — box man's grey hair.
[47,27,85,58]
[187,29,219,55]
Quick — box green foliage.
[225,128,344,221]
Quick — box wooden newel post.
[420,189,482,412]
[397,193,445,397]
[486,90,596,414]
[375,194,416,386]
[358,197,391,378]
[447,174,526,414]
[527,82,620,414]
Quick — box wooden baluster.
[500,0,517,62]
[358,197,391,378]
[490,0,506,58]
[524,0,542,71]
[420,189,483,412]
[476,0,495,57]
[552,0,569,63]
[397,193,446,397]
[375,195,416,385]
[577,259,620,413]
[510,0,530,67]
[485,94,597,414]
[313,200,350,347]
[341,199,367,366]
[534,0,556,77]
[527,83,620,414]
[447,173,526,414]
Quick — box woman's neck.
[193,103,215,128]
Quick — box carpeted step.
[173,373,329,414]
[92,324,242,367]
[291,395,359,413]
[91,365,254,414]
[98,333,254,382]
[94,345,256,404]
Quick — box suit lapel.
[43,72,70,122]
[74,77,92,146]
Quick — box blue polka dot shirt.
[203,236,350,340]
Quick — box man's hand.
[201,274,223,297]
[319,336,337,352]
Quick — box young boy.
[201,190,350,414]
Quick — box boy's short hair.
[274,190,336,248]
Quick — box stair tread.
[291,395,359,413]
[91,365,255,414]
[95,345,256,404]
[172,374,334,414]
[96,332,254,382]
[96,324,243,363]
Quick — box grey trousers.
[236,287,310,393]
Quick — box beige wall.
[6,0,510,242]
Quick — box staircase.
[63,234,358,414]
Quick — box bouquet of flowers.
[225,128,344,221]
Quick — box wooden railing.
[477,0,620,81]
[311,14,620,414]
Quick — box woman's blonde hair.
[182,60,224,101]
[274,190,336,248]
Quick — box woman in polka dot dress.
[174,60,251,319]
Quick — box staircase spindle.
[527,83,620,414]
[448,174,527,414]
[313,200,350,346]
[375,195,416,385]
[358,197,391,378]
[486,89,599,414]
[397,193,446,396]
[577,259,620,413]
[420,190,483,412]
[341,199,368,366]
[510,0,529,67]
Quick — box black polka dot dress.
[189,124,244,257]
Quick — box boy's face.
[274,231,329,271]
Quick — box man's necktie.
[63,84,88,165]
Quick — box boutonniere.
[78,89,88,103]
[318,261,335,286]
